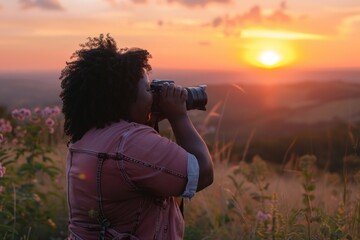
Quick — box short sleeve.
[181,153,199,199]
[118,124,190,198]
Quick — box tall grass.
[0,103,359,239]
[183,97,360,240]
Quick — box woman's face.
[129,71,153,124]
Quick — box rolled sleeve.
[181,153,199,199]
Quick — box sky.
[0,0,360,72]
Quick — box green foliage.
[0,107,66,239]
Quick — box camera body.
[150,79,207,113]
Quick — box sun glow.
[258,50,281,67]
[243,40,297,69]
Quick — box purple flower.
[0,119,12,133]
[11,108,31,120]
[256,211,272,222]
[52,106,61,115]
[45,118,55,127]
[42,106,61,118]
[20,108,32,119]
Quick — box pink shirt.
[67,121,199,240]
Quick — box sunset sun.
[258,50,282,68]
[243,39,297,69]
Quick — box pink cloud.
[167,0,231,7]
[19,0,64,10]
[208,1,293,36]
[213,3,292,28]
[103,0,147,6]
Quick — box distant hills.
[202,80,360,143]
[0,74,62,110]
[1,71,359,170]
[1,70,359,139]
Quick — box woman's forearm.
[169,115,213,191]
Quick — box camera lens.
[185,85,207,111]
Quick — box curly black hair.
[60,34,152,142]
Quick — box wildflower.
[0,119,12,133]
[11,109,20,119]
[256,210,272,222]
[42,107,52,118]
[0,163,6,177]
[42,106,61,118]
[49,127,55,134]
[11,138,19,145]
[19,108,32,119]
[12,108,31,120]
[45,118,55,127]
[52,106,61,115]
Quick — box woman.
[60,34,213,240]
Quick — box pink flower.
[0,119,12,133]
[256,211,272,222]
[45,118,55,127]
[52,106,61,115]
[42,107,53,118]
[11,109,20,119]
[0,163,6,177]
[48,127,55,134]
[42,106,61,118]
[11,138,19,145]
[11,108,31,120]
[20,108,32,119]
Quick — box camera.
[150,79,207,113]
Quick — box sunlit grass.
[1,104,359,239]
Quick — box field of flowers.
[0,106,359,239]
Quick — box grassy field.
[1,139,359,239]
[0,79,359,239]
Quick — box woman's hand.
[159,82,188,123]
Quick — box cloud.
[103,0,147,6]
[241,29,326,40]
[339,14,360,36]
[167,0,231,8]
[19,0,64,10]
[208,1,294,36]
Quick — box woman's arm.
[159,83,213,191]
